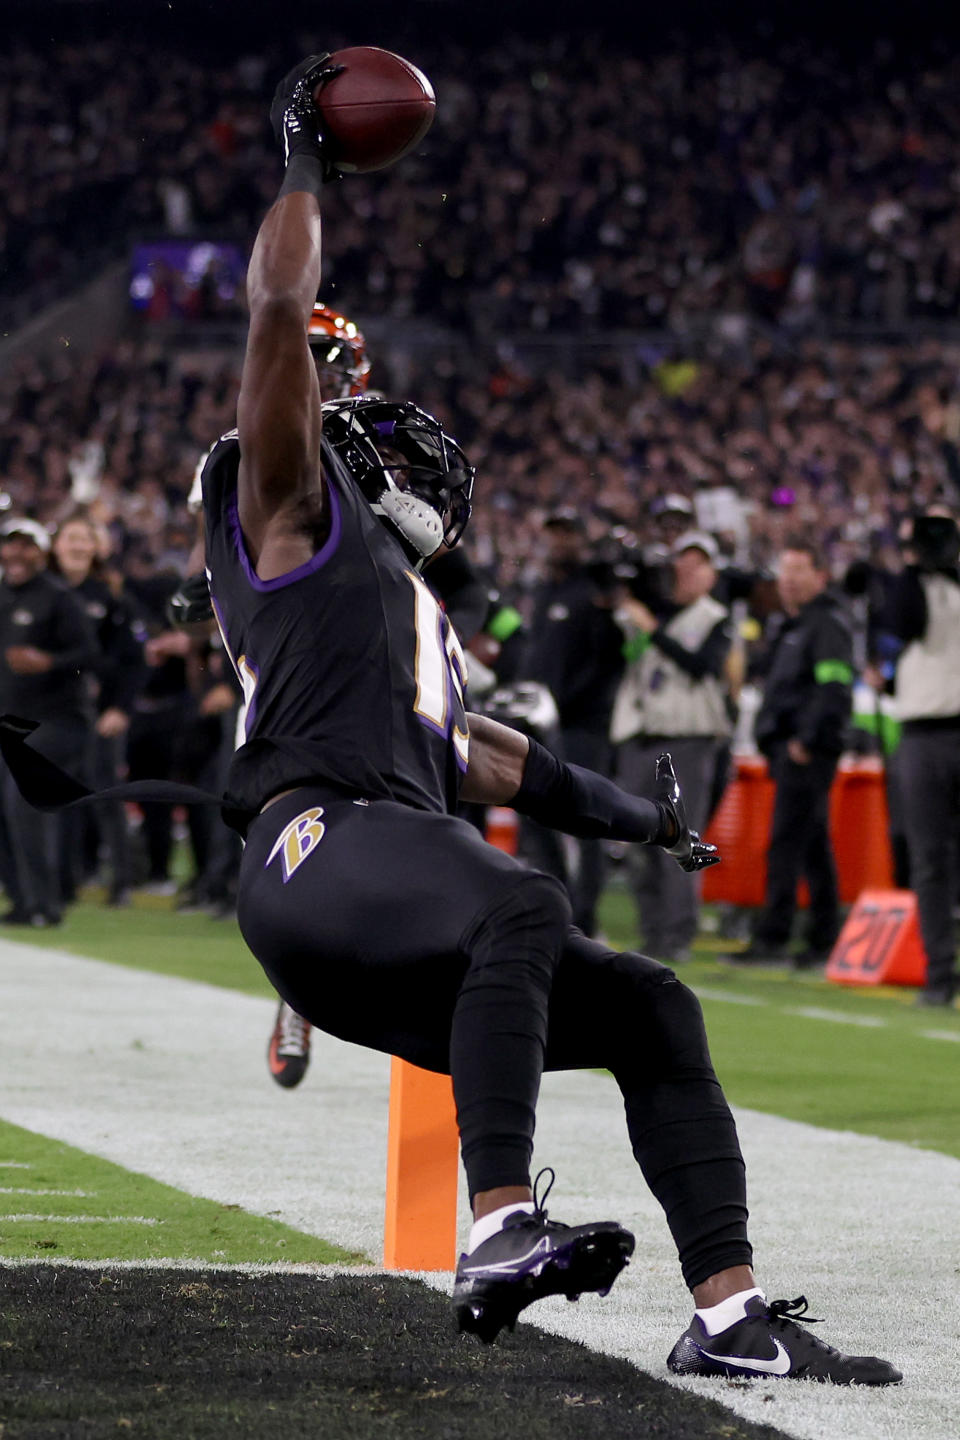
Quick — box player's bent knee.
[463,873,571,973]
[612,951,712,1068]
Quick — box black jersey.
[201,431,469,834]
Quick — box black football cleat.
[667,1294,902,1385]
[267,1001,312,1089]
[453,1169,634,1344]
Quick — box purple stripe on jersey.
[416,713,449,742]
[227,473,342,591]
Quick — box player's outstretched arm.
[462,715,719,871]
[236,56,341,561]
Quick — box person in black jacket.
[50,513,149,905]
[519,508,625,934]
[0,517,99,925]
[730,537,853,967]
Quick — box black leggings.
[239,786,751,1289]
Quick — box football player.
[178,307,490,1091]
[149,55,906,1377]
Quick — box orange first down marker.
[383,1057,460,1272]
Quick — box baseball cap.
[0,517,51,552]
[652,493,695,518]
[543,506,584,530]
[672,530,719,562]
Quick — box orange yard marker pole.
[383,1057,460,1271]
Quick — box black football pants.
[238,785,751,1290]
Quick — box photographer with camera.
[611,531,732,963]
[518,508,625,935]
[889,506,960,1006]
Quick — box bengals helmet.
[308,304,371,398]
[321,396,475,561]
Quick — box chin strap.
[375,488,444,558]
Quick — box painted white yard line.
[1,1214,159,1224]
[697,985,960,1044]
[786,1006,888,1027]
[695,986,770,1006]
[0,1161,33,1169]
[0,1187,94,1196]
[0,1256,375,1274]
[1,937,958,1440]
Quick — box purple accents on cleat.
[453,1169,634,1344]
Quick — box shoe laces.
[767,1296,824,1327]
[524,1166,570,1233]
[276,1005,311,1057]
[533,1166,555,1214]
[501,1166,567,1235]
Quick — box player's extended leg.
[543,932,900,1384]
[237,787,635,1340]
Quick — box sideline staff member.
[890,509,960,1006]
[0,517,98,925]
[733,537,853,967]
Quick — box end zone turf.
[0,1265,796,1440]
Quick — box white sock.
[467,1201,536,1254]
[695,1287,765,1336]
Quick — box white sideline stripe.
[1,938,958,1440]
[0,1187,94,1196]
[786,1006,888,1028]
[0,1162,32,1169]
[0,1257,374,1274]
[695,987,769,1007]
[698,985,960,1043]
[1,1214,159,1225]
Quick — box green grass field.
[0,1118,362,1265]
[7,884,959,1162]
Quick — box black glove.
[655,752,721,873]
[270,53,344,180]
[166,572,214,627]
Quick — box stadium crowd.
[1,332,957,592]
[5,27,960,333]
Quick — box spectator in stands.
[888,508,960,1006]
[7,27,960,337]
[730,537,854,969]
[0,517,98,925]
[611,531,732,962]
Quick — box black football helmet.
[320,396,475,560]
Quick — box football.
[314,47,436,174]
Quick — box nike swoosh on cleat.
[699,1340,792,1376]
